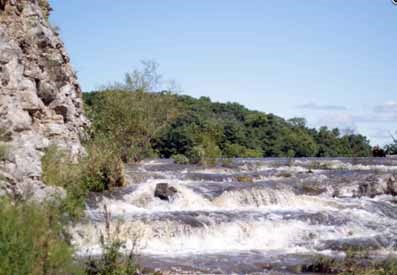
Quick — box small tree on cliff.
[384,132,397,155]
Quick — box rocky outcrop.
[0,0,88,198]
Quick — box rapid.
[71,158,397,274]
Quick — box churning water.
[71,158,397,274]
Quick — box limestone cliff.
[0,0,88,199]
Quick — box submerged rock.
[154,183,177,201]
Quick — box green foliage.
[84,90,180,163]
[84,67,372,161]
[185,146,205,164]
[172,154,189,165]
[82,137,125,192]
[0,198,81,275]
[41,143,125,218]
[41,145,88,218]
[153,96,371,159]
[223,143,262,158]
[384,133,397,155]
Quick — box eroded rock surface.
[0,0,88,198]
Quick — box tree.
[384,132,397,155]
[105,60,162,92]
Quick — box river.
[71,158,397,274]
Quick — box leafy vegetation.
[171,154,189,165]
[41,143,125,218]
[83,62,371,164]
[84,80,372,164]
[84,90,180,163]
[0,198,82,275]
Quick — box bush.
[82,138,125,192]
[41,142,125,218]
[172,154,189,165]
[84,90,180,163]
[186,146,205,164]
[41,145,87,218]
[0,198,82,275]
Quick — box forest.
[84,87,372,165]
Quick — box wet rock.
[154,183,177,201]
[300,182,327,195]
[356,176,380,198]
[386,176,397,196]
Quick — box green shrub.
[186,146,205,164]
[41,142,126,218]
[82,138,125,192]
[172,154,189,165]
[223,143,245,158]
[0,198,82,275]
[84,90,180,163]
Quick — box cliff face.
[0,0,88,198]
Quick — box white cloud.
[373,101,397,113]
[296,102,347,111]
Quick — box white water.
[72,158,397,273]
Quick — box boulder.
[154,183,177,201]
[386,176,397,196]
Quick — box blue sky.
[49,0,397,145]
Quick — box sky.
[49,0,397,146]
